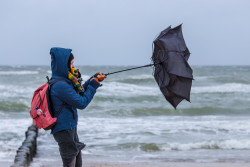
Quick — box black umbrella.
[105,24,193,108]
[152,24,193,108]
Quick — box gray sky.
[0,0,250,66]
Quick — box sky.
[0,0,250,66]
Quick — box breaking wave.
[192,83,250,93]
[0,71,39,75]
[109,139,250,152]
[0,101,29,112]
[98,82,159,97]
[166,139,250,151]
[0,85,34,98]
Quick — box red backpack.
[30,77,70,130]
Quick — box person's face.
[70,59,74,68]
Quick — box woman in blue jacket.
[49,47,105,167]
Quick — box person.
[49,47,106,167]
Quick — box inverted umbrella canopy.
[152,24,193,108]
[105,24,193,109]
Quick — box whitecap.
[129,74,154,80]
[0,118,32,161]
[0,71,39,75]
[98,82,160,97]
[194,76,214,81]
[192,83,250,93]
[0,85,35,98]
[166,139,250,151]
[81,75,91,81]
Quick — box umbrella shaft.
[105,63,156,76]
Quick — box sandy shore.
[21,161,250,167]
[83,162,250,167]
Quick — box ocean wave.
[192,83,250,93]
[116,74,154,82]
[98,82,160,97]
[177,107,249,116]
[115,78,155,84]
[0,85,34,98]
[195,76,215,81]
[0,101,29,112]
[128,74,154,80]
[167,139,250,151]
[81,75,92,81]
[0,71,39,75]
[109,139,250,152]
[109,143,161,152]
[99,107,175,116]
[0,118,32,161]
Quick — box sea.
[0,65,250,166]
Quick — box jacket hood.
[50,47,72,78]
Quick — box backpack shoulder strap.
[46,76,71,118]
[55,102,66,117]
[48,77,71,86]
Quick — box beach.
[3,159,250,167]
[84,162,250,167]
[26,161,250,167]
[1,65,250,167]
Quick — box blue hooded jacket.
[50,47,96,134]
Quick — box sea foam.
[0,71,39,75]
[192,83,250,93]
[166,139,250,151]
[98,82,160,97]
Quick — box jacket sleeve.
[82,78,91,91]
[53,81,97,109]
[82,73,99,90]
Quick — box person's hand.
[92,72,107,82]
[96,72,107,82]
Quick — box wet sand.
[83,162,250,167]
[23,161,250,167]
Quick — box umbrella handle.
[104,63,155,76]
